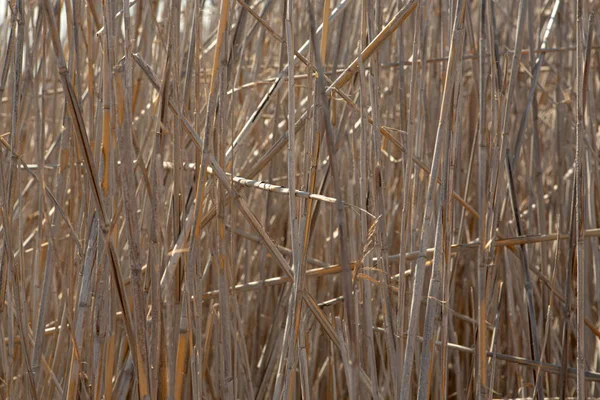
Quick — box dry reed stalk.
[400,2,466,398]
[357,5,378,398]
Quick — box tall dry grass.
[0,0,599,398]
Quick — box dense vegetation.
[0,0,599,398]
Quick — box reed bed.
[0,0,599,398]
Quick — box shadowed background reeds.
[0,0,599,398]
